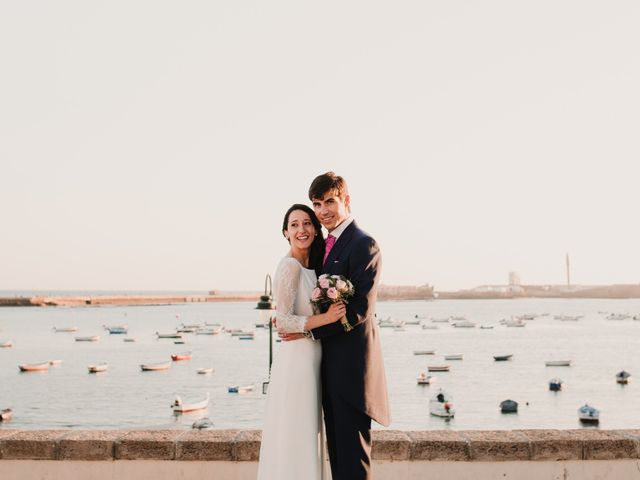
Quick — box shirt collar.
[327,216,353,240]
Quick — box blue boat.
[549,378,563,391]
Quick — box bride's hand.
[325,302,346,323]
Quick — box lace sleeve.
[274,257,308,333]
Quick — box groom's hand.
[278,332,305,342]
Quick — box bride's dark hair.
[282,204,325,271]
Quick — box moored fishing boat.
[197,367,214,374]
[545,360,572,367]
[0,340,13,348]
[427,365,450,372]
[578,404,599,424]
[493,354,513,361]
[444,354,463,360]
[228,384,254,393]
[549,378,563,391]
[171,352,192,361]
[416,372,436,385]
[430,389,455,418]
[172,392,209,413]
[88,363,108,373]
[75,335,100,342]
[500,399,518,413]
[616,370,631,384]
[0,408,13,421]
[140,361,171,371]
[19,362,50,372]
[413,350,435,355]
[53,326,78,333]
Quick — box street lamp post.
[255,274,275,394]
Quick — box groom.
[306,171,390,480]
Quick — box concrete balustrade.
[2,428,640,479]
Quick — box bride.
[257,204,345,480]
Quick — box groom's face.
[312,189,350,232]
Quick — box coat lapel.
[324,221,357,271]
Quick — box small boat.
[176,327,196,333]
[172,392,209,413]
[450,316,467,321]
[554,315,582,321]
[181,323,204,329]
[228,384,254,393]
[378,317,404,328]
[174,340,186,344]
[505,318,525,327]
[430,317,450,323]
[616,370,631,384]
[493,354,513,361]
[444,354,463,360]
[393,325,406,332]
[156,332,182,339]
[88,363,108,373]
[197,367,214,375]
[196,327,222,335]
[606,313,630,321]
[205,322,224,327]
[413,350,436,355]
[238,335,255,340]
[421,324,439,330]
[230,330,255,337]
[141,361,171,371]
[416,372,436,385]
[49,359,62,366]
[75,335,100,342]
[545,360,572,367]
[104,325,128,334]
[515,314,537,321]
[500,399,518,413]
[427,365,450,372]
[0,408,13,422]
[171,352,192,361]
[0,340,13,348]
[19,362,50,372]
[404,319,421,326]
[578,404,599,424]
[430,389,455,418]
[123,337,136,342]
[53,326,78,333]
[452,320,476,328]
[549,378,563,391]
[480,325,494,330]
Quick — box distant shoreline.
[1,283,640,307]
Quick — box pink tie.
[323,234,336,265]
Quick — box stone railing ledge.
[406,430,470,461]
[371,430,411,460]
[0,430,68,460]
[176,428,238,461]
[462,430,530,461]
[116,429,183,460]
[233,430,262,461]
[58,430,121,461]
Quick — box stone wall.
[2,428,640,479]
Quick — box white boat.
[515,314,538,321]
[430,317,450,323]
[49,359,62,366]
[123,337,136,342]
[104,324,128,334]
[421,324,439,330]
[0,340,13,348]
[416,373,436,385]
[428,365,450,372]
[444,354,463,360]
[404,319,421,326]
[181,323,204,329]
[505,318,525,327]
[480,325,494,330]
[452,320,476,328]
[554,315,582,321]
[378,317,404,328]
[156,332,182,339]
[75,335,100,342]
[450,316,467,321]
[0,408,12,422]
[616,370,631,384]
[230,330,255,337]
[228,384,254,393]
[140,361,171,371]
[196,326,223,335]
[578,404,599,423]
[172,392,209,413]
[88,363,108,373]
[53,326,78,333]
[413,350,435,355]
[606,313,630,321]
[545,360,572,367]
[19,362,50,372]
[430,389,455,418]
[197,367,214,375]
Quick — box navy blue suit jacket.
[311,220,390,426]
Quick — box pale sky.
[1,1,639,292]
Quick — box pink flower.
[319,277,330,289]
[312,287,322,301]
[336,279,347,291]
[327,287,338,300]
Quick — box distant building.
[508,272,521,286]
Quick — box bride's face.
[285,210,316,250]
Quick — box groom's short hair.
[308,171,348,201]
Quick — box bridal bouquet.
[311,274,355,332]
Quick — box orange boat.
[171,352,192,361]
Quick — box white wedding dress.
[257,255,324,480]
